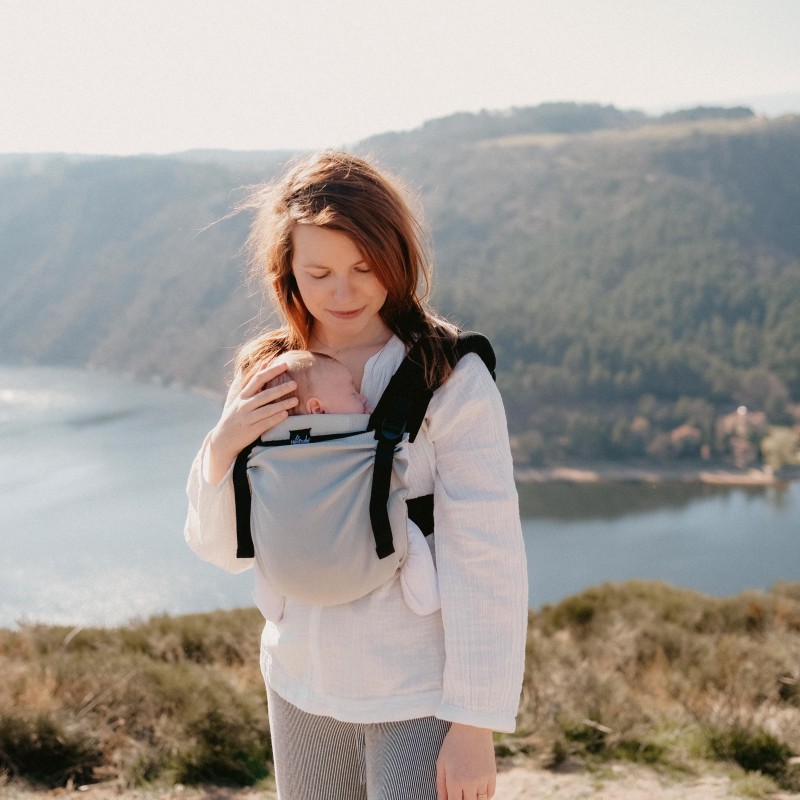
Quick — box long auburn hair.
[234,151,458,389]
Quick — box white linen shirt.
[184,336,528,732]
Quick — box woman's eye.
[354,267,371,274]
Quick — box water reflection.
[521,480,800,608]
[517,480,790,521]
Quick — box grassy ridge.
[2,582,799,791]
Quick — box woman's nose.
[333,276,354,300]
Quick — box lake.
[1,365,798,628]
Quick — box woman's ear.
[306,397,324,414]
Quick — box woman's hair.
[234,151,457,389]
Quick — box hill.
[1,104,799,465]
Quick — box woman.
[185,151,527,800]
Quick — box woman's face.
[291,224,388,342]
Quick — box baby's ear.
[306,397,324,414]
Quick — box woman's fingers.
[253,394,299,423]
[435,762,447,800]
[253,379,298,407]
[240,360,289,399]
[435,725,496,800]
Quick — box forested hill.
[2,104,799,465]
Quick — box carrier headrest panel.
[259,413,370,442]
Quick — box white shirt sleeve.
[426,354,528,732]
[183,380,253,575]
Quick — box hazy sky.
[2,0,798,155]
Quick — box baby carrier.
[232,331,496,606]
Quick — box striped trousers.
[267,688,451,799]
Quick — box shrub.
[542,593,597,631]
[3,583,800,786]
[561,719,610,755]
[613,737,666,765]
[731,771,781,799]
[708,728,791,780]
[0,712,102,786]
[175,708,270,784]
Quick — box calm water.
[1,365,798,628]
[519,481,799,607]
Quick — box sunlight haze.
[2,0,799,154]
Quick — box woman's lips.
[328,308,364,320]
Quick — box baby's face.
[315,362,368,414]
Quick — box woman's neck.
[310,321,392,356]
[309,322,393,391]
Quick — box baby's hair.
[263,350,342,415]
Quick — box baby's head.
[263,351,368,415]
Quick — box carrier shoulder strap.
[366,330,495,558]
[367,331,496,443]
[233,331,496,560]
[233,439,261,558]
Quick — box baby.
[258,350,440,617]
[264,350,369,415]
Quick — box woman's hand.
[206,361,298,484]
[436,723,496,800]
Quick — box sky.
[2,0,799,155]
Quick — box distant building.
[715,408,767,468]
[670,424,703,458]
[716,408,768,440]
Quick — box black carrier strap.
[366,331,495,557]
[232,331,496,560]
[233,441,259,559]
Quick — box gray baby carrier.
[232,331,495,606]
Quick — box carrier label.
[289,428,312,445]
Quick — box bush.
[0,712,102,786]
[0,608,269,788]
[175,708,270,784]
[3,584,800,786]
[562,719,610,755]
[613,737,667,765]
[708,728,793,786]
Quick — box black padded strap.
[406,495,434,536]
[233,439,261,559]
[368,330,495,438]
[365,330,496,556]
[369,437,399,559]
[453,331,496,381]
[367,338,432,444]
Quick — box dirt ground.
[494,763,800,799]
[3,762,800,800]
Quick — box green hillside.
[1,104,799,466]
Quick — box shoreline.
[515,462,800,486]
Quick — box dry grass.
[509,580,800,791]
[0,610,270,789]
[2,582,799,792]
[476,115,771,151]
